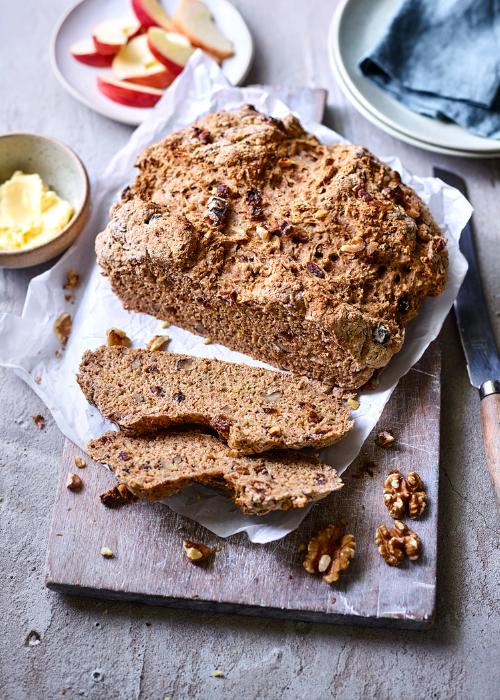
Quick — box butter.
[0,171,73,251]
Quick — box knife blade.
[433,168,500,392]
[433,167,500,509]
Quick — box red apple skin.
[124,68,175,89]
[96,76,163,107]
[92,36,122,56]
[92,22,142,56]
[71,48,114,67]
[147,36,184,76]
[132,0,172,30]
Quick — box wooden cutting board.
[45,342,440,629]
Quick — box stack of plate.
[328,0,500,158]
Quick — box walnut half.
[383,469,427,519]
[375,520,422,567]
[303,523,356,584]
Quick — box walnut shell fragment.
[375,520,422,567]
[303,523,356,584]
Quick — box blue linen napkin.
[359,0,500,139]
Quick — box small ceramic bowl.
[0,133,90,268]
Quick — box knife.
[434,168,500,508]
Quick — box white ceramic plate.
[328,0,500,157]
[51,0,254,126]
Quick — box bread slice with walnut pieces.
[96,106,448,389]
[77,346,353,455]
[87,431,343,516]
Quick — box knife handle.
[480,389,500,510]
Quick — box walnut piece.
[375,430,395,447]
[74,455,86,469]
[107,328,130,347]
[340,239,365,254]
[54,312,72,345]
[375,520,422,567]
[146,335,170,351]
[182,539,214,562]
[100,546,114,559]
[63,270,79,289]
[66,473,83,491]
[303,523,356,584]
[383,469,427,519]
[407,471,427,518]
[100,483,138,508]
[383,469,409,519]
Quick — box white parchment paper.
[0,52,471,543]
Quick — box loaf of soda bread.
[96,106,448,389]
[87,431,343,515]
[78,346,353,455]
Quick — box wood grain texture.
[480,393,500,508]
[45,343,440,629]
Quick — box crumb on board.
[66,473,83,491]
[32,414,46,430]
[183,539,214,563]
[63,270,79,289]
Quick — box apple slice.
[112,34,175,89]
[97,75,163,107]
[173,0,233,60]
[147,27,194,76]
[92,17,142,56]
[131,0,173,30]
[70,39,114,67]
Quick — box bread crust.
[97,107,448,388]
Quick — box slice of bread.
[87,430,343,516]
[78,346,353,455]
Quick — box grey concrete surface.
[1,1,499,699]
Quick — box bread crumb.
[54,312,72,345]
[63,270,79,289]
